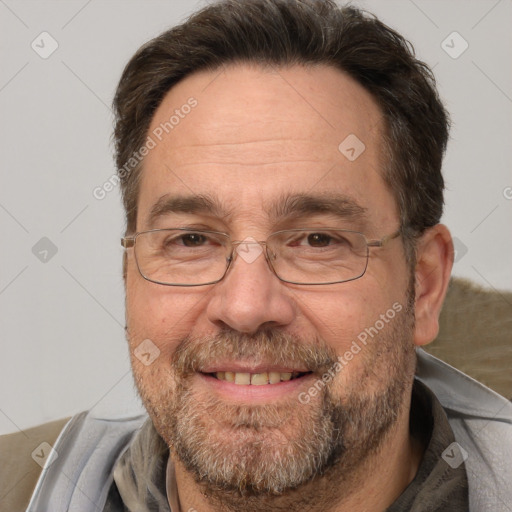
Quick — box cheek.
[125,279,181,395]
[125,265,210,359]
[298,274,408,362]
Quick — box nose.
[206,240,296,333]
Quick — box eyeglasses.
[121,228,401,286]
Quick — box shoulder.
[416,348,512,423]
[0,417,71,512]
[416,349,512,509]
[25,411,148,511]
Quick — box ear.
[413,224,453,347]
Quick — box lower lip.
[196,372,316,402]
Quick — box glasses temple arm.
[121,238,135,248]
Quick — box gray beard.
[134,302,416,512]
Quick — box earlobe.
[413,224,454,347]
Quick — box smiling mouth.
[205,371,312,385]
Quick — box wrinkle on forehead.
[137,63,398,234]
[147,63,384,152]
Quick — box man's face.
[125,64,416,496]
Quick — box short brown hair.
[113,0,449,247]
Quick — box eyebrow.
[267,193,368,225]
[145,192,368,228]
[146,194,232,228]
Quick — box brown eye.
[179,233,208,247]
[306,233,333,247]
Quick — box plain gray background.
[1,0,511,435]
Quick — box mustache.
[172,328,339,377]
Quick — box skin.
[125,64,454,511]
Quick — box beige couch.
[426,277,512,400]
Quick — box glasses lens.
[267,229,368,284]
[134,229,230,285]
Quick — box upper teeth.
[215,371,300,385]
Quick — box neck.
[172,402,424,512]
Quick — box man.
[2,0,511,511]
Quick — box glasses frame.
[121,227,401,287]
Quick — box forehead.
[137,63,398,233]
